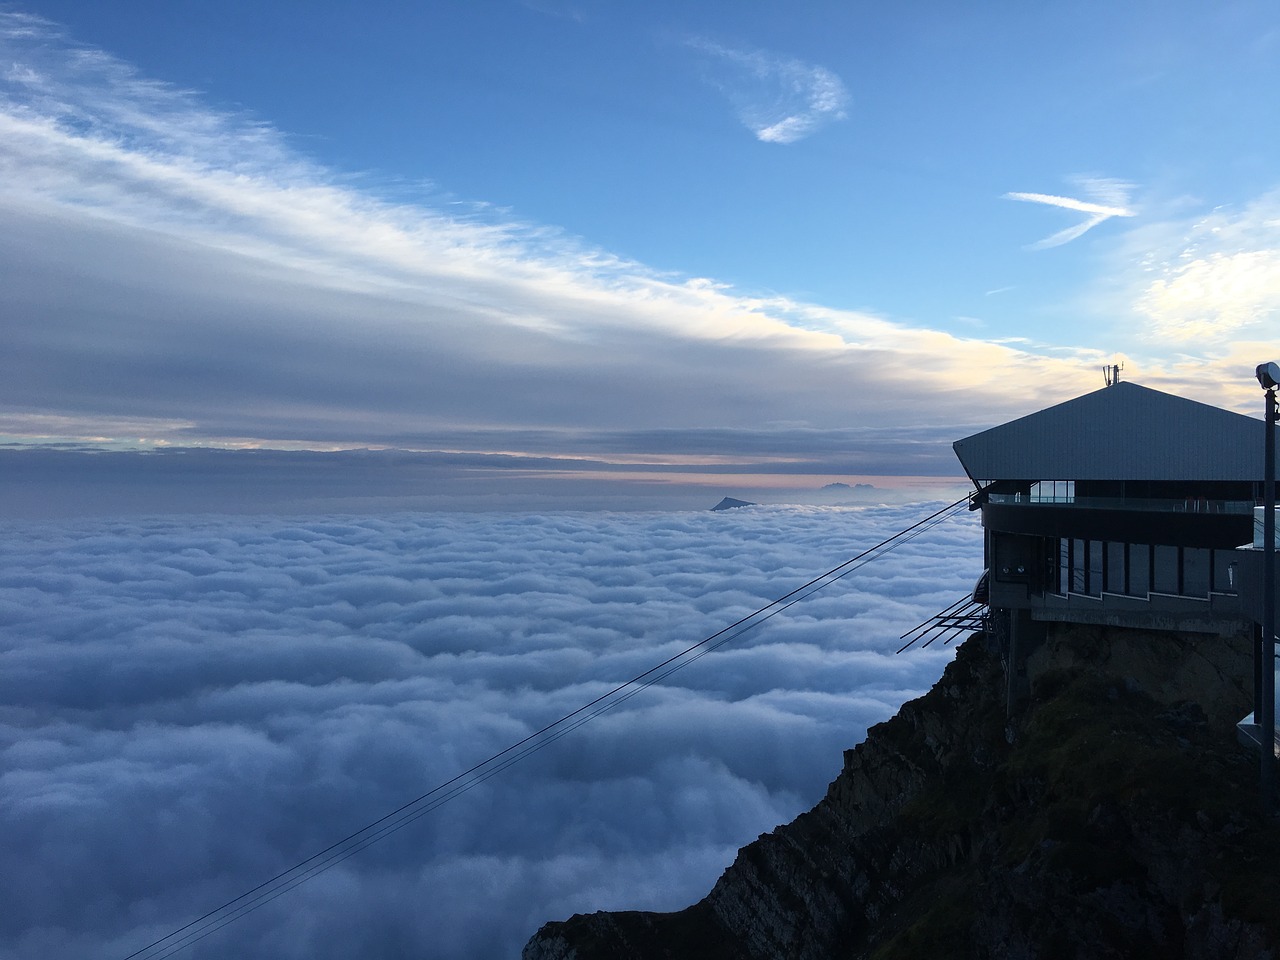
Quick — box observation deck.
[981,492,1255,549]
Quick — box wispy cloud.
[1123,191,1280,345]
[685,38,849,144]
[0,13,1123,467]
[1005,177,1136,248]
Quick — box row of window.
[1031,480,1075,502]
[1055,538,1237,599]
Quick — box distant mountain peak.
[711,497,756,511]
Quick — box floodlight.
[1258,361,1280,390]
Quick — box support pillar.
[1262,384,1277,815]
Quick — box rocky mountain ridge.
[523,624,1279,959]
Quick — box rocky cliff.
[523,625,1280,959]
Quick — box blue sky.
[3,1,1280,509]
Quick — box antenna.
[1103,361,1123,387]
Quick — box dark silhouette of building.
[953,379,1277,745]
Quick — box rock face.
[524,625,1280,959]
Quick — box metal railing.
[987,493,1254,515]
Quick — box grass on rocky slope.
[870,648,1280,958]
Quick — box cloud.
[0,504,984,959]
[1138,249,1280,340]
[1005,177,1136,248]
[685,38,849,144]
[0,14,1118,484]
[1122,190,1280,345]
[0,432,979,518]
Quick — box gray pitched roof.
[952,381,1273,483]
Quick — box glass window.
[1153,545,1179,595]
[1071,539,1087,593]
[1182,547,1210,598]
[1088,540,1104,596]
[1105,542,1126,594]
[1031,480,1075,503]
[1129,543,1150,596]
[1212,550,1238,594]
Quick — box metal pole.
[1263,386,1276,815]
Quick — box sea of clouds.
[1,503,981,960]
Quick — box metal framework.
[898,593,988,653]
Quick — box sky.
[3,6,1275,956]
[4,1,1280,512]
[0,504,981,960]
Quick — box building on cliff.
[952,378,1279,752]
[525,377,1280,960]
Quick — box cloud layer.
[0,443,975,519]
[4,9,1277,501]
[0,11,1110,471]
[0,503,982,959]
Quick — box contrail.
[1005,179,1135,248]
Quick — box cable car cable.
[121,496,970,960]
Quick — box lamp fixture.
[1257,361,1280,390]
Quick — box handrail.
[987,494,1253,515]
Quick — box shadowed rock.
[524,625,1279,959]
